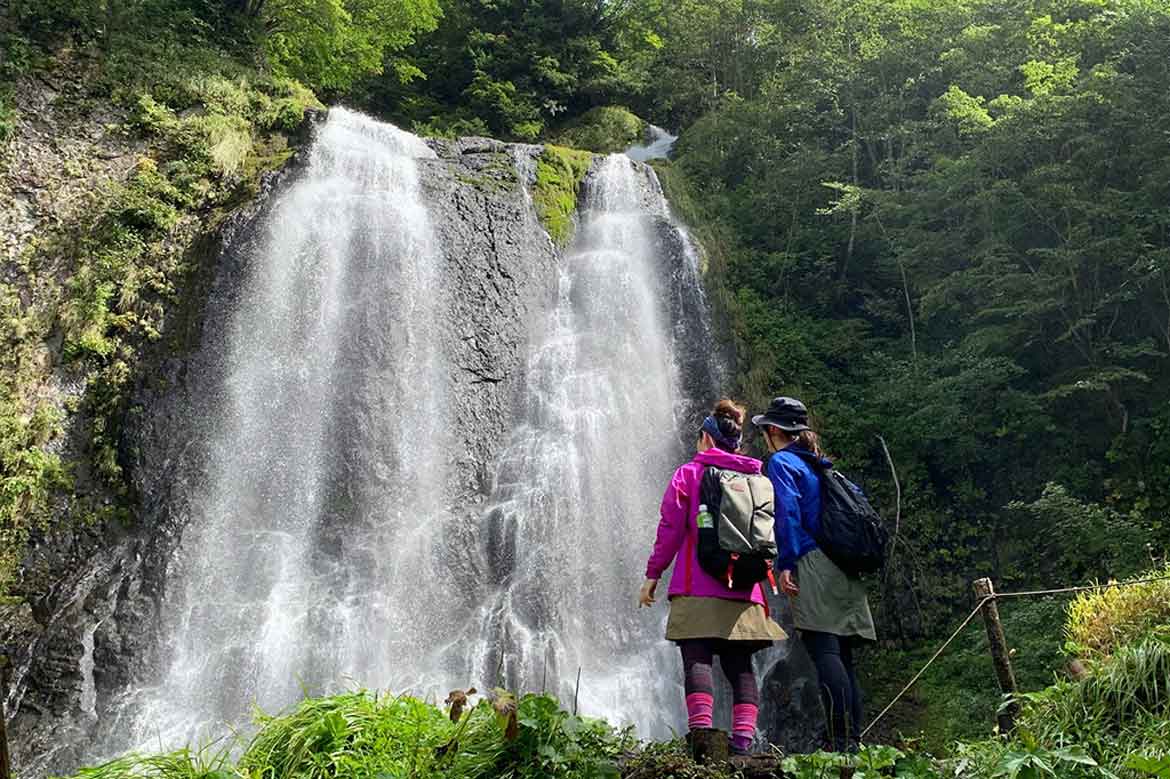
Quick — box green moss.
[0,286,71,596]
[549,106,646,154]
[533,144,592,247]
[0,89,16,144]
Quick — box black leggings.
[801,631,863,749]
[678,639,760,705]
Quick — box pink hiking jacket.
[645,447,767,604]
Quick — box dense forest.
[3,0,1170,775]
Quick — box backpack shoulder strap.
[786,448,831,473]
[699,465,723,510]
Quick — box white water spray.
[122,108,462,748]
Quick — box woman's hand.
[638,578,659,607]
[779,570,800,597]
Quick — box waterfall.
[121,108,465,748]
[98,115,719,757]
[466,154,704,737]
[624,125,678,162]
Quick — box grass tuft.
[1065,564,1170,662]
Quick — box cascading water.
[466,154,707,737]
[625,125,678,162]
[89,113,723,761]
[117,108,468,749]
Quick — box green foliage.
[60,745,235,779]
[262,0,441,93]
[7,0,436,96]
[1065,565,1170,662]
[64,691,632,779]
[1007,485,1147,585]
[1127,754,1170,779]
[652,6,1170,752]
[932,571,1170,777]
[533,145,592,247]
[862,598,1066,752]
[782,745,943,778]
[953,741,1113,779]
[550,106,646,154]
[362,0,657,141]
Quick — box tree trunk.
[688,728,729,765]
[842,107,858,280]
[229,0,266,17]
[104,0,116,53]
[899,258,918,366]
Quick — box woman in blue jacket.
[753,397,875,752]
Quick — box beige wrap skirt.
[665,595,788,643]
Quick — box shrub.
[1064,564,1170,662]
[550,106,646,154]
[1008,634,1170,774]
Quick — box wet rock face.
[420,136,559,500]
[3,127,562,778]
[758,616,828,754]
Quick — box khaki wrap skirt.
[665,595,788,642]
[791,547,876,641]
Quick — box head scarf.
[701,415,741,451]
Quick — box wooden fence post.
[1,653,11,779]
[973,578,1019,736]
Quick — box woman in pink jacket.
[639,399,786,755]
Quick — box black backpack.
[790,451,888,578]
[696,467,778,591]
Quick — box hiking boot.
[729,734,753,756]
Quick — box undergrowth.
[53,610,1170,779]
[1065,564,1170,662]
[861,597,1066,751]
[63,691,635,779]
[533,144,592,247]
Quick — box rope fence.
[858,574,1170,741]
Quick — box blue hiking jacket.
[765,445,830,572]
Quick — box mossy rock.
[0,63,322,600]
[550,106,646,154]
[533,144,592,247]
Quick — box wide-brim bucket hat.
[751,396,811,433]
